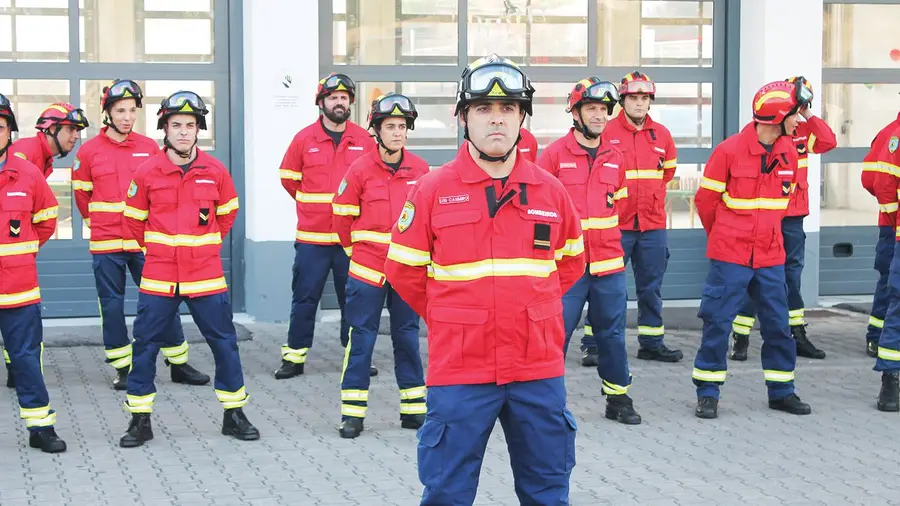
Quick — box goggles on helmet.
[582,81,619,103]
[465,64,530,97]
[620,79,656,96]
[163,91,208,114]
[104,80,142,102]
[322,74,354,92]
[796,82,813,107]
[373,94,415,116]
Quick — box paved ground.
[1,306,897,506]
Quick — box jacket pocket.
[361,180,391,224]
[427,305,489,369]
[525,299,564,363]
[432,210,481,265]
[90,160,120,200]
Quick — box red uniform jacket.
[518,127,538,163]
[332,149,429,287]
[279,118,374,245]
[72,128,160,254]
[537,129,628,276]
[0,155,58,308]
[384,143,585,387]
[123,148,239,297]
[788,116,836,217]
[695,123,798,268]
[11,135,54,179]
[862,113,900,228]
[602,112,677,231]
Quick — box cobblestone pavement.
[1,307,897,506]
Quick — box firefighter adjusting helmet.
[368,92,418,131]
[785,75,814,108]
[619,71,656,101]
[315,73,356,105]
[567,77,619,115]
[101,79,144,111]
[156,91,209,130]
[455,53,535,117]
[0,93,18,132]
[752,81,801,125]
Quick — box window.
[352,82,458,150]
[667,163,704,230]
[822,83,900,149]
[824,3,900,68]
[821,163,878,227]
[0,0,69,62]
[653,82,713,148]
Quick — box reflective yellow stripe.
[215,387,249,409]
[216,197,239,215]
[869,316,884,329]
[878,347,900,361]
[125,393,156,414]
[589,257,625,276]
[555,236,585,260]
[880,202,899,213]
[400,403,427,415]
[614,187,627,200]
[105,344,133,369]
[692,368,726,382]
[20,405,55,428]
[161,342,189,365]
[124,206,149,221]
[722,192,789,210]
[399,386,427,400]
[638,325,664,336]
[763,370,795,383]
[788,308,805,326]
[295,191,334,204]
[89,239,141,253]
[797,158,809,168]
[139,277,176,295]
[734,315,755,327]
[179,277,228,295]
[625,169,664,180]
[387,242,431,266]
[699,177,726,193]
[341,389,369,402]
[881,161,900,176]
[807,133,817,153]
[144,231,222,247]
[0,287,41,307]
[351,230,391,244]
[32,206,58,223]
[584,324,593,336]
[341,404,367,418]
[601,380,628,396]
[343,246,353,257]
[332,203,361,216]
[732,323,751,335]
[72,180,93,191]
[281,345,308,364]
[349,260,385,285]
[581,216,618,230]
[296,230,339,243]
[0,241,38,257]
[662,158,677,169]
[88,201,125,213]
[279,169,302,181]
[427,258,557,281]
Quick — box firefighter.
[72,79,210,390]
[730,77,834,361]
[118,91,258,447]
[692,81,813,419]
[602,71,682,362]
[331,92,429,439]
[861,112,900,359]
[385,54,585,505]
[536,77,641,425]
[11,102,89,179]
[866,112,900,412]
[276,72,377,380]
[0,94,67,453]
[518,126,538,162]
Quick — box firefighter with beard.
[276,73,377,380]
[11,102,89,179]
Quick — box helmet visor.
[323,74,355,92]
[374,94,415,115]
[467,64,529,96]
[165,91,207,114]
[796,83,813,106]
[106,80,142,100]
[60,108,89,129]
[583,82,620,103]
[621,80,656,96]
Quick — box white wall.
[243,0,321,242]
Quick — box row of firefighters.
[1,54,899,503]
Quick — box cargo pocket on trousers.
[416,417,447,489]
[697,284,726,321]
[563,409,577,474]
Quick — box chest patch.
[438,194,469,205]
[6,192,26,197]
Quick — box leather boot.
[400,414,425,430]
[120,414,153,448]
[5,362,13,388]
[581,348,599,367]
[222,408,260,441]
[370,366,378,377]
[792,326,825,359]
[768,393,812,415]
[877,372,900,412]
[695,397,718,419]
[338,417,364,439]
[637,345,683,363]
[167,360,211,386]
[29,428,66,454]
[112,368,129,391]
[867,340,879,358]
[605,394,642,425]
[274,360,304,379]
[730,332,749,361]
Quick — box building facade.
[0,0,896,321]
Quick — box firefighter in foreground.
[692,81,812,419]
[730,76,834,361]
[11,102,89,179]
[119,91,258,447]
[72,79,209,390]
[332,92,429,439]
[537,77,641,425]
[385,54,585,505]
[866,112,900,412]
[0,94,67,453]
[602,71,683,363]
[277,72,377,380]
[861,112,900,360]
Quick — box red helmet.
[752,81,801,125]
[567,77,619,114]
[315,73,356,105]
[101,79,144,111]
[35,102,89,131]
[0,93,17,132]
[785,76,814,108]
[367,92,418,131]
[619,71,656,100]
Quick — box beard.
[323,105,350,124]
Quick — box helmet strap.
[573,106,599,140]
[0,139,9,161]
[102,112,128,136]
[164,136,197,160]
[371,121,400,157]
[47,126,70,158]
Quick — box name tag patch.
[527,208,558,218]
[439,194,469,205]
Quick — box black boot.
[112,368,129,391]
[637,345,683,363]
[400,414,425,430]
[370,366,378,377]
[119,414,153,448]
[877,372,900,412]
[338,417,364,439]
[768,393,812,415]
[730,332,749,361]
[605,394,642,425]
[792,326,825,359]
[695,397,718,419]
[168,361,211,386]
[867,340,879,358]
[581,348,599,367]
[29,428,66,453]
[222,408,260,440]
[5,362,13,388]
[274,360,304,379]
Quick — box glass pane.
[526,82,575,150]
[822,163,878,227]
[49,168,73,240]
[824,4,900,68]
[597,0,713,67]
[468,0,587,66]
[666,163,704,229]
[822,83,900,149]
[0,1,69,62]
[334,0,459,65]
[652,82,713,148]
[352,82,458,150]
[0,79,70,143]
[80,0,214,63]
[79,79,216,150]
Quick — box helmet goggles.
[582,81,619,103]
[103,79,143,108]
[464,63,530,97]
[620,79,656,96]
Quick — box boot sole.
[339,431,362,439]
[274,370,304,380]
[768,405,812,415]
[797,352,826,359]
[605,410,642,425]
[222,428,260,441]
[695,410,717,419]
[876,402,900,412]
[171,378,211,386]
[119,434,152,448]
[636,353,683,363]
[29,440,67,453]
[729,354,748,361]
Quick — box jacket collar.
[740,122,793,156]
[455,141,541,185]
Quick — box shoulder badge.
[397,201,415,233]
[337,178,348,196]
[889,136,899,154]
[127,180,138,198]
[73,158,81,171]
